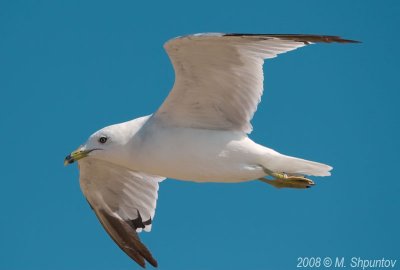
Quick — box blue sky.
[1,0,399,269]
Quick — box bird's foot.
[259,173,315,189]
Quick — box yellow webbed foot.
[259,175,315,189]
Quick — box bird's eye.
[98,136,108,144]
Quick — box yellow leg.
[259,167,315,189]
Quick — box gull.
[64,33,358,268]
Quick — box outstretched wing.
[78,158,165,268]
[154,33,358,133]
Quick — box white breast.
[129,119,268,182]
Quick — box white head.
[64,123,132,166]
[64,115,151,166]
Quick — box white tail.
[265,154,333,177]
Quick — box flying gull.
[64,33,358,268]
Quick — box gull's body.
[97,115,327,183]
[65,33,358,268]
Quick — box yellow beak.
[64,147,91,166]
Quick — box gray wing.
[154,33,358,133]
[79,158,165,268]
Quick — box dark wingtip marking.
[143,218,152,226]
[92,208,158,268]
[223,33,361,44]
[127,210,152,230]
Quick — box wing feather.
[79,158,165,268]
[154,33,358,133]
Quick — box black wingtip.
[92,209,159,268]
[223,33,361,44]
[149,259,158,268]
[331,37,361,44]
[137,260,146,268]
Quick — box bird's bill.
[64,147,91,166]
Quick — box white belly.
[129,124,270,182]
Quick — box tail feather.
[269,155,333,177]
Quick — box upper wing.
[78,158,165,268]
[154,33,358,133]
